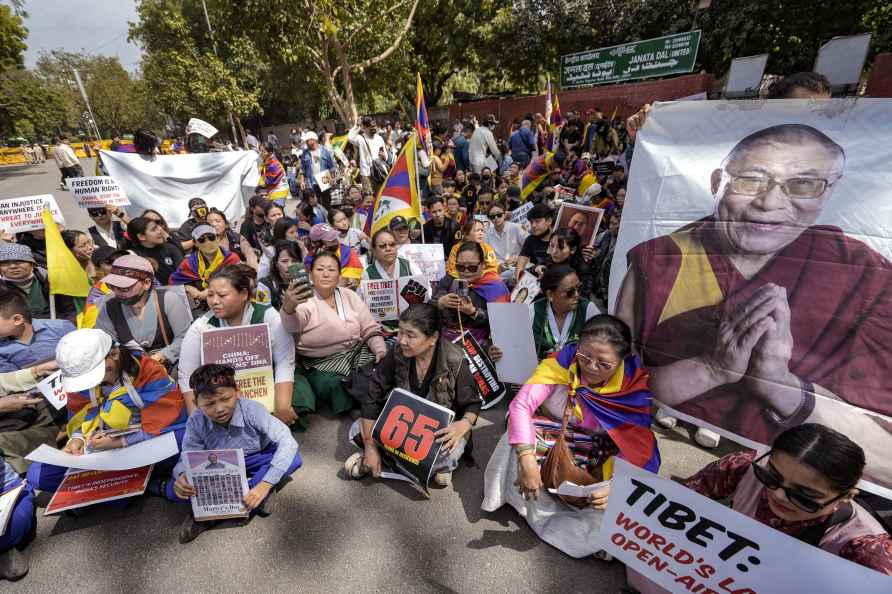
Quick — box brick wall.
[447,73,715,138]
[866,53,892,98]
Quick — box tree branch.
[345,0,410,48]
[351,0,419,73]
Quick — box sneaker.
[0,548,29,581]
[654,408,677,429]
[433,472,452,488]
[256,488,276,518]
[694,427,721,449]
[344,452,367,479]
[179,515,214,544]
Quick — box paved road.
[0,160,733,593]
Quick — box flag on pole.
[415,73,432,155]
[364,133,422,236]
[42,207,90,298]
[544,75,553,128]
[548,88,564,152]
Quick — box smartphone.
[453,279,469,299]
[287,263,312,291]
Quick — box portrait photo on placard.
[553,202,604,247]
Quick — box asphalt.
[0,160,734,593]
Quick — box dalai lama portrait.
[616,123,892,483]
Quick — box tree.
[0,68,67,140]
[0,4,26,74]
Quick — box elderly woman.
[280,251,386,427]
[629,424,892,591]
[344,304,479,487]
[169,223,241,309]
[177,265,297,426]
[482,315,660,558]
[435,241,509,346]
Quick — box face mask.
[121,288,148,306]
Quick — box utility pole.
[72,69,102,141]
[201,0,241,147]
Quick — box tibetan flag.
[415,73,432,155]
[548,90,564,151]
[526,344,661,474]
[330,134,349,153]
[544,76,553,129]
[365,133,422,236]
[520,152,560,201]
[42,207,90,298]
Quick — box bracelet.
[767,378,816,427]
[516,450,536,462]
[515,444,535,456]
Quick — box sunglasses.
[751,452,848,514]
[575,351,618,372]
[88,208,107,217]
[455,263,480,273]
[488,212,505,220]
[196,234,217,244]
[561,285,581,298]
[375,242,397,249]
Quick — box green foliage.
[0,68,67,140]
[0,4,27,73]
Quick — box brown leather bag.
[540,389,601,508]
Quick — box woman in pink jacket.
[280,251,386,429]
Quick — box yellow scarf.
[197,249,224,288]
[66,383,132,437]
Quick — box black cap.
[91,246,127,268]
[389,216,409,230]
[528,203,553,221]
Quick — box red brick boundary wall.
[447,73,715,138]
[866,53,892,97]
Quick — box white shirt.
[469,126,501,172]
[53,143,79,168]
[529,300,601,352]
[347,126,385,176]
[485,221,528,261]
[360,257,423,281]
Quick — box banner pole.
[415,131,425,244]
[49,294,57,320]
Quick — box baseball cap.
[56,329,114,392]
[90,246,128,268]
[303,131,318,142]
[191,224,217,240]
[103,254,154,289]
[309,223,338,243]
[0,243,35,264]
[389,216,409,230]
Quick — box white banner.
[597,459,891,594]
[101,150,260,228]
[26,431,179,471]
[0,194,64,233]
[608,99,892,494]
[185,117,219,139]
[67,175,130,208]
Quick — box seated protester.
[445,194,467,229]
[304,223,363,289]
[86,205,129,249]
[300,190,328,225]
[126,216,184,287]
[484,201,527,279]
[345,304,479,487]
[238,194,270,252]
[541,228,593,298]
[280,251,387,427]
[169,223,241,310]
[0,455,36,581]
[628,425,892,590]
[257,201,287,261]
[177,265,297,425]
[0,360,60,475]
[388,216,413,247]
[360,229,425,336]
[514,203,554,284]
[61,229,97,283]
[435,241,509,346]
[79,247,128,329]
[27,329,189,495]
[173,197,211,253]
[257,241,305,311]
[167,364,301,544]
[94,255,192,368]
[422,196,459,256]
[590,210,621,306]
[0,289,75,374]
[445,218,499,278]
[14,230,46,269]
[481,315,660,558]
[206,208,259,270]
[140,208,188,254]
[329,208,367,255]
[491,265,599,362]
[0,243,73,321]
[257,217,301,279]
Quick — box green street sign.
[560,30,701,88]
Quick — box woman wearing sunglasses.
[628,424,892,592]
[483,314,659,558]
[168,223,240,311]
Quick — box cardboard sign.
[361,275,431,321]
[553,202,604,248]
[35,369,66,410]
[597,459,892,594]
[452,331,505,409]
[201,324,275,412]
[45,465,152,515]
[185,117,219,139]
[0,482,27,536]
[66,176,130,208]
[399,243,446,286]
[371,388,455,491]
[509,201,534,224]
[184,449,250,522]
[487,303,538,385]
[27,432,178,471]
[0,194,64,233]
[510,270,540,304]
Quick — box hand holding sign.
[400,278,427,305]
[36,369,67,410]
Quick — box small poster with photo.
[511,270,540,304]
[553,202,604,248]
[184,449,250,521]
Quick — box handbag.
[540,389,601,508]
[341,332,383,401]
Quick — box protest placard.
[66,176,130,208]
[27,431,178,471]
[372,388,455,492]
[608,99,892,495]
[399,243,446,286]
[45,466,152,515]
[0,194,64,233]
[553,202,604,248]
[509,201,534,224]
[185,117,219,139]
[201,324,275,412]
[452,331,505,409]
[361,275,431,322]
[597,459,891,594]
[35,369,66,410]
[487,303,538,385]
[510,270,540,304]
[0,482,26,536]
[184,449,250,521]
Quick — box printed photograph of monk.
[554,203,604,247]
[616,124,892,485]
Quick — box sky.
[21,1,142,72]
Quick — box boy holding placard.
[167,364,301,543]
